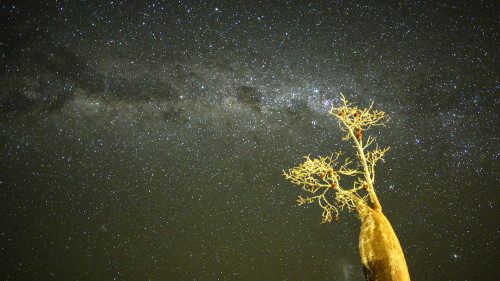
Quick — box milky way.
[0,1,498,280]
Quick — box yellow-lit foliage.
[283,93,390,223]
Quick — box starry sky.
[0,0,498,280]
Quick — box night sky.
[0,1,498,280]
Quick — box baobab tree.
[283,94,411,281]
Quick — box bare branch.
[283,93,390,222]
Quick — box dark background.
[0,1,498,280]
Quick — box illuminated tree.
[283,94,411,281]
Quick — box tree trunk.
[357,203,411,281]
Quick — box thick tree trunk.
[356,203,411,281]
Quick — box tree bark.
[357,203,411,281]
